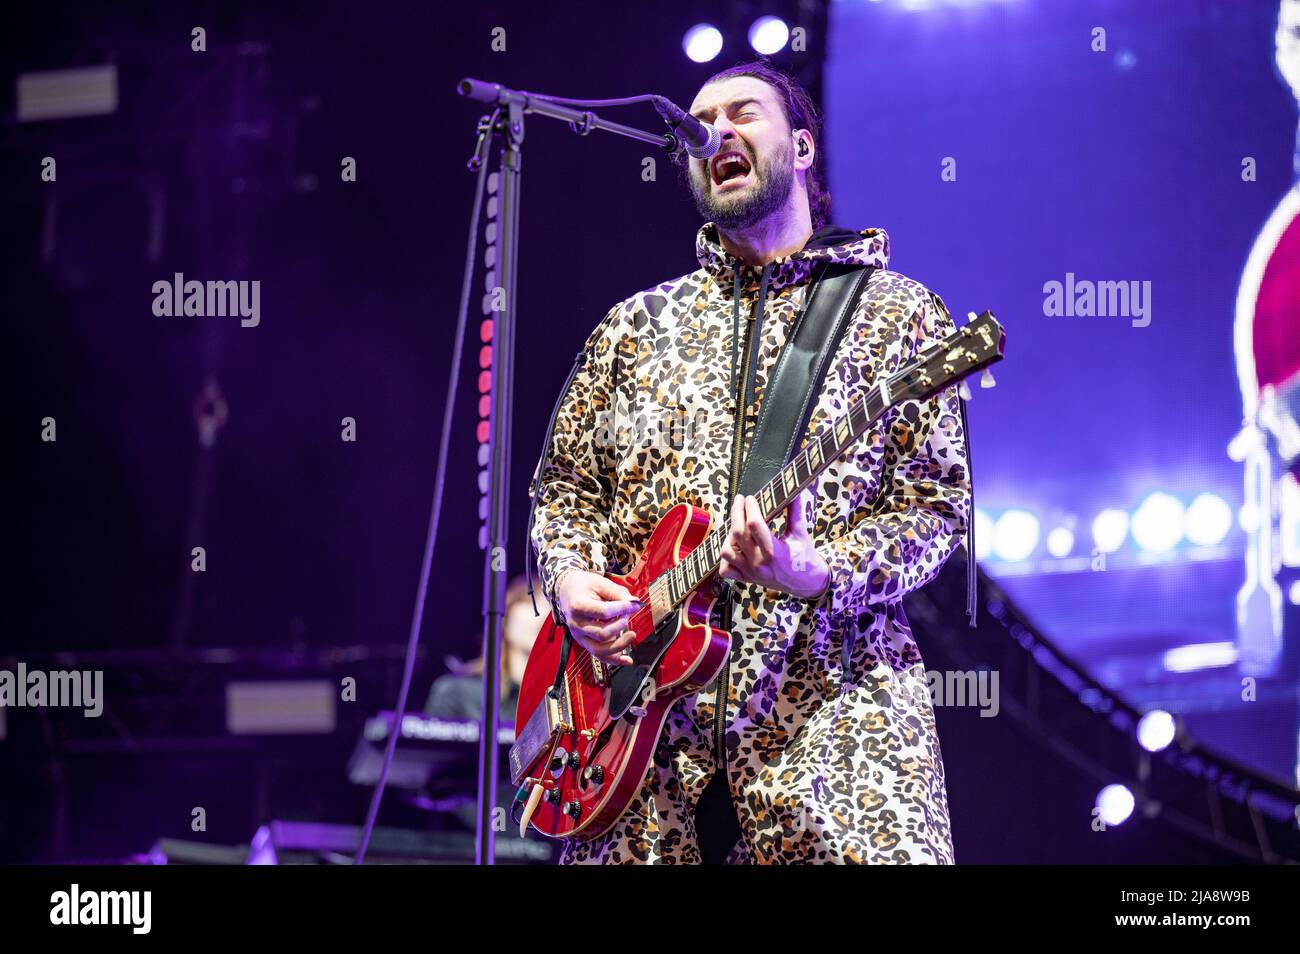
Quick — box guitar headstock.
[889,310,1006,404]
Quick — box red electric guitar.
[511,310,1006,840]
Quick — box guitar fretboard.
[640,310,1004,618]
[651,379,891,610]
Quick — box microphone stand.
[456,78,679,865]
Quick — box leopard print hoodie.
[529,222,970,864]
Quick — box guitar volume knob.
[562,801,582,819]
[584,765,605,785]
[548,746,569,776]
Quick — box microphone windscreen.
[686,123,721,160]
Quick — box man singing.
[529,61,971,864]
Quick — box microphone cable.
[354,107,500,865]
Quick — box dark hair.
[701,60,831,230]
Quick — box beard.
[689,138,795,231]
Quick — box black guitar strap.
[711,260,874,747]
[737,261,874,497]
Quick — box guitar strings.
[561,379,899,683]
[552,348,981,723]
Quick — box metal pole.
[475,106,523,865]
[458,79,677,862]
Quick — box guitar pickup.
[508,689,572,787]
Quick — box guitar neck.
[647,309,1004,612]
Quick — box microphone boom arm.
[458,77,683,154]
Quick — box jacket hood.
[695,222,891,293]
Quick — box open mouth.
[710,150,753,188]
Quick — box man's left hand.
[718,489,830,599]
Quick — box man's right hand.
[556,569,641,665]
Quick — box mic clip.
[567,110,597,138]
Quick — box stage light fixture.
[1136,710,1176,752]
[1185,493,1233,547]
[1096,784,1135,826]
[992,509,1040,562]
[1046,526,1074,558]
[1131,492,1186,554]
[1091,508,1129,554]
[683,24,724,63]
[17,65,117,122]
[1163,640,1237,673]
[748,16,790,55]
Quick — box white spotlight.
[1046,526,1075,558]
[1091,508,1129,554]
[1185,493,1233,547]
[1131,492,1186,554]
[1136,710,1176,752]
[993,509,1040,562]
[683,24,724,63]
[1096,784,1135,826]
[1163,641,1238,673]
[748,16,790,55]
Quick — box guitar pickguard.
[607,611,682,720]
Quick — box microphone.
[652,96,720,160]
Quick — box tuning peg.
[979,368,996,389]
[959,380,973,401]
[967,312,978,322]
